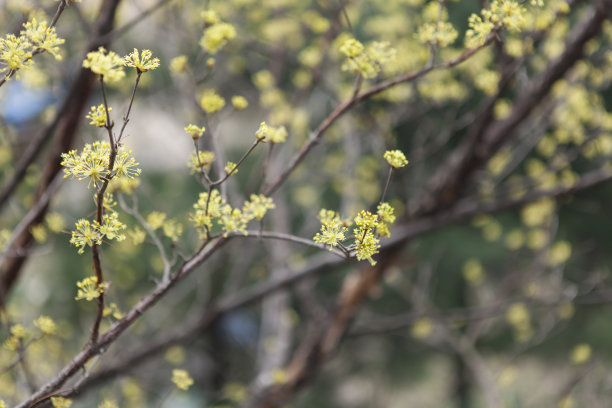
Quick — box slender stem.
[211,139,261,187]
[118,194,172,281]
[380,168,393,204]
[49,0,68,28]
[224,230,347,259]
[117,71,142,144]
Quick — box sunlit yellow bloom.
[242,194,275,221]
[384,150,408,168]
[86,104,110,127]
[82,47,125,82]
[188,150,215,173]
[172,369,194,390]
[75,276,108,301]
[22,18,64,59]
[70,219,102,254]
[185,124,205,139]
[123,48,160,73]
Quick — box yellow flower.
[224,161,238,175]
[61,142,140,188]
[570,343,592,365]
[462,259,485,286]
[75,276,108,301]
[10,324,27,338]
[162,219,183,242]
[200,23,236,54]
[547,241,572,266]
[169,55,188,74]
[0,34,33,72]
[242,194,275,221]
[171,369,194,390]
[339,38,364,58]
[201,10,221,25]
[86,104,110,127]
[200,89,226,114]
[231,95,248,110]
[103,303,124,319]
[146,211,167,230]
[383,150,408,168]
[354,227,380,265]
[128,226,146,246]
[70,219,102,254]
[184,124,205,139]
[34,315,57,335]
[30,223,47,243]
[82,47,125,82]
[123,48,160,73]
[22,18,64,60]
[255,121,287,143]
[188,150,215,173]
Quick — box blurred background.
[1,0,612,407]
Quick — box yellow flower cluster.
[172,369,194,390]
[191,190,275,238]
[123,48,160,73]
[0,18,65,77]
[103,302,124,319]
[83,47,159,81]
[313,209,347,248]
[199,11,237,54]
[200,89,226,114]
[169,54,188,74]
[61,141,141,188]
[383,150,409,168]
[416,4,458,47]
[313,203,396,265]
[339,37,397,79]
[231,95,249,110]
[75,276,108,301]
[505,302,533,342]
[243,194,275,220]
[188,150,215,173]
[465,0,529,48]
[185,124,205,139]
[417,22,458,47]
[82,47,125,82]
[86,104,110,127]
[255,121,288,143]
[34,315,57,335]
[70,212,126,254]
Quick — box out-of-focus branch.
[262,32,499,197]
[413,1,612,216]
